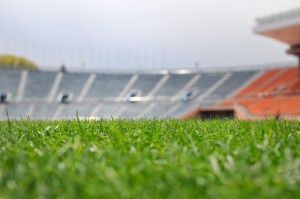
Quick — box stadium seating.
[24,71,56,100]
[220,67,300,118]
[0,68,267,119]
[30,103,57,119]
[2,103,29,119]
[191,73,224,97]
[154,74,195,97]
[143,102,176,118]
[119,102,151,118]
[235,68,281,98]
[58,72,89,101]
[170,102,198,118]
[130,74,163,96]
[90,102,122,119]
[86,74,132,99]
[207,71,258,99]
[0,70,21,99]
[56,103,95,119]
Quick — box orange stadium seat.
[236,68,281,98]
[221,67,300,118]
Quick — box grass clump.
[0,119,300,198]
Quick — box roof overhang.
[254,8,300,45]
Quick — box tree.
[0,54,38,70]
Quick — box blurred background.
[0,0,299,71]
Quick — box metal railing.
[256,7,300,26]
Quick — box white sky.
[0,0,299,71]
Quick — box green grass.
[0,119,300,199]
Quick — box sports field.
[0,118,300,198]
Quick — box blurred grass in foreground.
[0,119,300,199]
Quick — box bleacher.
[86,74,132,99]
[0,68,263,120]
[143,102,175,118]
[91,103,122,119]
[58,72,89,101]
[56,103,95,119]
[130,74,163,96]
[0,70,21,98]
[170,102,198,118]
[2,103,29,119]
[220,67,300,119]
[190,73,224,97]
[154,74,195,97]
[24,71,56,100]
[207,71,258,99]
[119,103,150,119]
[30,103,57,119]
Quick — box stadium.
[1,8,300,120]
[1,4,300,199]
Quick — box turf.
[0,118,300,199]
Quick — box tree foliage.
[0,54,38,70]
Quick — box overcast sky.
[0,0,299,71]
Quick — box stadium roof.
[254,7,300,45]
